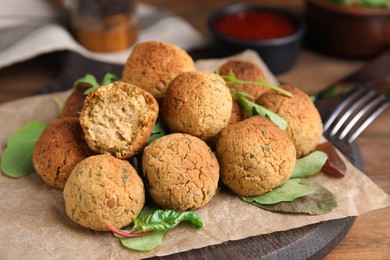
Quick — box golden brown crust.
[32,117,95,189]
[79,81,159,159]
[216,116,296,196]
[162,71,232,141]
[122,41,196,101]
[218,59,270,100]
[63,154,145,231]
[256,84,323,158]
[61,84,89,118]
[142,133,219,211]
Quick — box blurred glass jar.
[68,0,138,52]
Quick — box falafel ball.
[162,71,232,141]
[79,81,159,159]
[216,116,296,196]
[122,41,196,101]
[63,154,145,231]
[142,133,219,211]
[218,59,270,101]
[256,84,323,158]
[61,84,89,118]
[32,117,95,189]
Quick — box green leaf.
[134,210,204,232]
[220,69,292,97]
[291,151,328,178]
[101,73,118,85]
[119,230,165,251]
[73,74,98,90]
[232,92,288,130]
[1,121,47,177]
[147,116,167,144]
[72,73,118,95]
[241,178,314,205]
[257,179,338,214]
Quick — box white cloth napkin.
[0,0,206,69]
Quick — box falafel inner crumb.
[83,84,154,156]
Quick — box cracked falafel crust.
[79,81,159,159]
[142,133,220,212]
[63,154,145,231]
[216,116,296,196]
[256,84,323,158]
[122,41,196,101]
[162,71,233,141]
[32,117,95,189]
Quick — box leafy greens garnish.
[73,73,117,95]
[147,116,168,144]
[0,121,47,177]
[109,206,203,251]
[232,92,287,130]
[291,151,328,178]
[241,179,315,205]
[219,69,292,97]
[255,179,338,215]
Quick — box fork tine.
[338,92,388,141]
[346,98,390,143]
[323,86,365,132]
[329,89,377,136]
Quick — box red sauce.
[215,11,297,40]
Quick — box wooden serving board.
[39,51,364,260]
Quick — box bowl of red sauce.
[207,4,306,74]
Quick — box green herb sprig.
[232,91,288,130]
[219,69,292,97]
[73,73,117,95]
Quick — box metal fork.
[323,85,390,143]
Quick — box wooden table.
[0,0,389,259]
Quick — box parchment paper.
[0,51,389,260]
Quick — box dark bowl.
[207,4,306,75]
[305,0,390,58]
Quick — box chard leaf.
[241,178,314,205]
[134,209,203,232]
[256,179,338,214]
[119,230,165,251]
[1,121,47,177]
[232,92,287,130]
[291,151,328,178]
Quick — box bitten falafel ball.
[218,59,270,100]
[63,154,145,231]
[122,41,196,101]
[162,71,232,141]
[142,133,220,211]
[216,116,296,196]
[79,81,159,159]
[256,84,323,158]
[32,117,95,189]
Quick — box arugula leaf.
[73,73,118,95]
[257,179,338,214]
[232,92,288,130]
[220,69,292,97]
[291,151,328,178]
[0,121,47,177]
[241,178,314,205]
